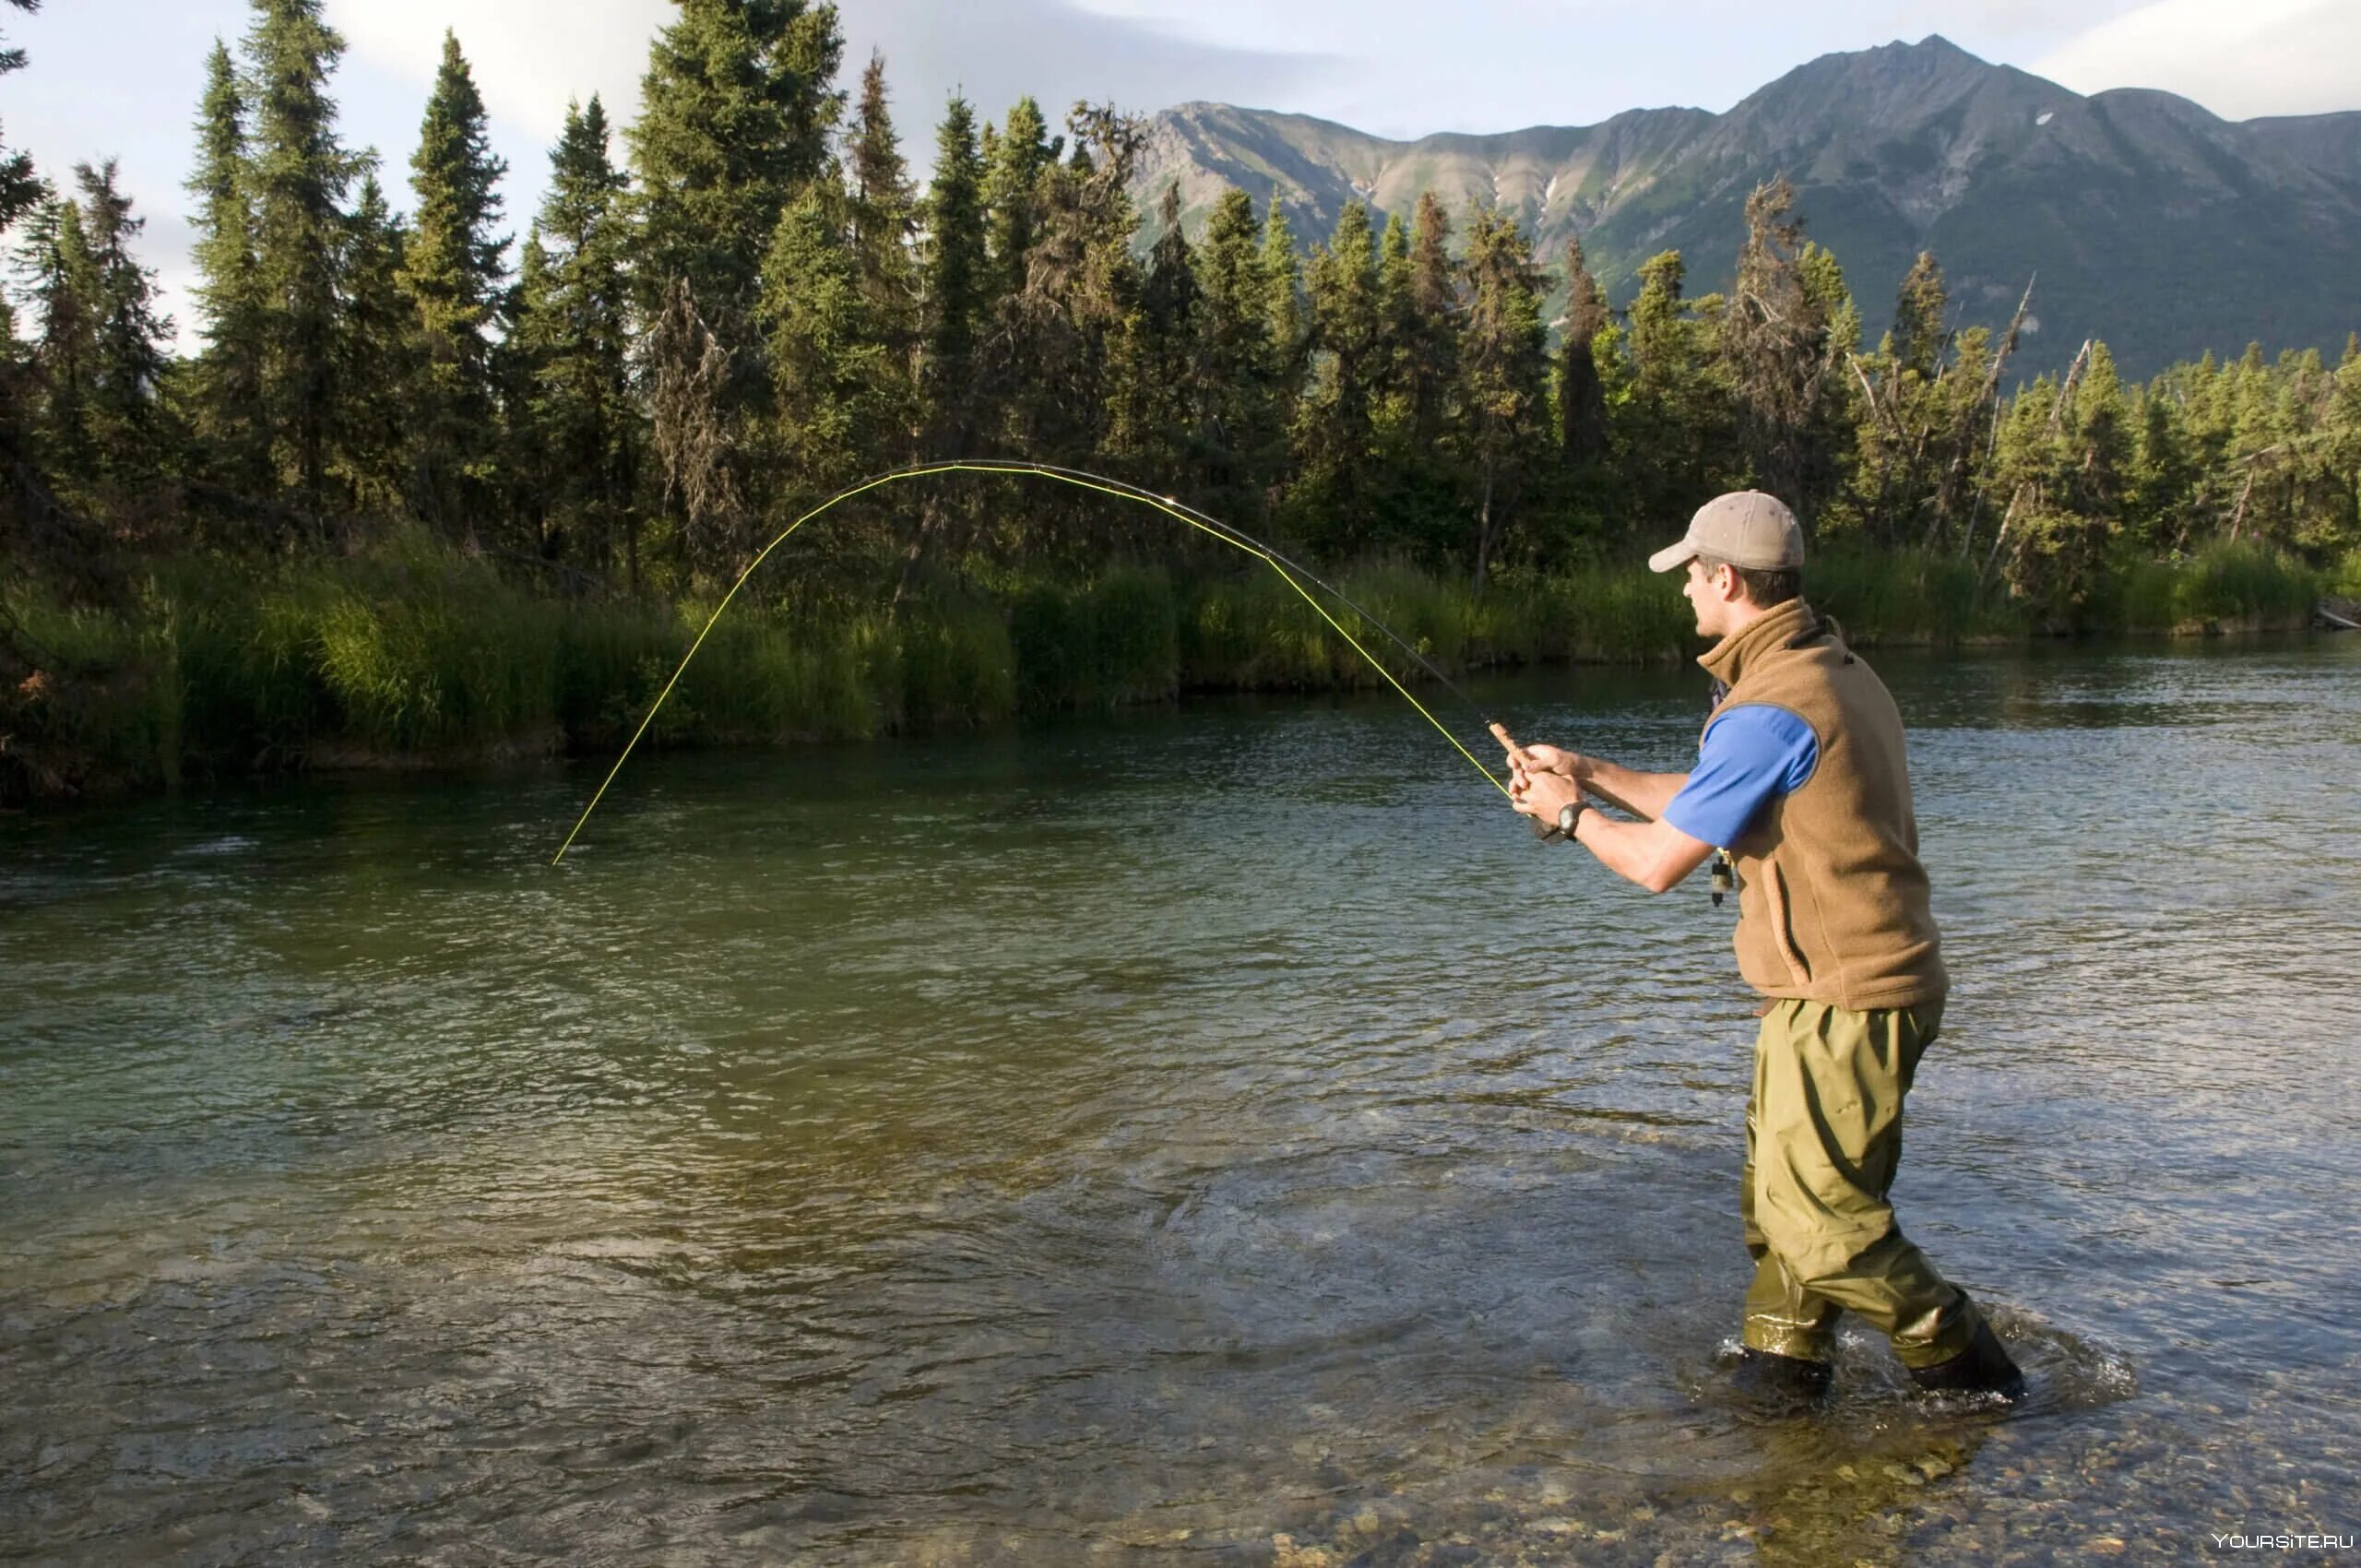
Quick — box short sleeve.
[1659,705,1820,849]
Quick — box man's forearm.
[1581,759,1688,822]
[1572,809,1712,894]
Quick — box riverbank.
[2,534,2339,802]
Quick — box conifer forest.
[4,0,2357,800]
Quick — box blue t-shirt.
[1660,705,1819,849]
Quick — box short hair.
[1694,553,1801,609]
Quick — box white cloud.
[2033,0,2361,119]
[325,0,667,137]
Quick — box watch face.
[1558,802,1581,834]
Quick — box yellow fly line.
[552,460,1511,865]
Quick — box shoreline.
[7,615,2331,807]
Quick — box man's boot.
[1729,1347,1833,1415]
[1907,1317,2026,1404]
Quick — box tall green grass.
[2332,549,2361,601]
[2116,540,2321,633]
[1807,548,2023,644]
[1011,566,1180,710]
[9,526,2335,802]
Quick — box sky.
[6,0,2358,350]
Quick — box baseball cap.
[1646,491,1804,574]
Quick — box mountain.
[1129,37,2361,378]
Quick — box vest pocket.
[1763,861,1813,986]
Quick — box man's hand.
[1490,722,1591,792]
[1509,766,1583,827]
[1517,742,1590,783]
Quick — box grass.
[1806,548,2025,644]
[2116,540,2322,633]
[2,528,2338,802]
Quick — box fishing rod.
[552,459,1516,864]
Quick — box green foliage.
[397,30,508,531]
[183,38,269,491]
[11,32,2361,804]
[919,95,987,446]
[1454,204,1550,590]
[628,0,845,558]
[245,0,364,508]
[2117,541,2320,633]
[515,95,636,576]
[332,173,413,513]
[0,0,42,239]
[1808,548,2021,644]
[1011,567,1180,710]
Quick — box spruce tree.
[244,0,363,513]
[1402,194,1456,441]
[517,96,637,577]
[184,39,270,491]
[918,94,987,456]
[0,0,41,514]
[1193,186,1282,518]
[844,52,919,463]
[1890,251,1947,382]
[1292,200,1381,547]
[632,0,842,323]
[1258,198,1302,397]
[984,97,1058,299]
[631,0,844,565]
[1369,196,1456,558]
[998,103,1143,484]
[1375,208,1413,401]
[758,184,890,497]
[848,53,917,321]
[398,30,510,532]
[331,172,416,514]
[70,160,172,488]
[1128,181,1199,473]
[14,194,97,481]
[1624,248,1725,517]
[1722,177,1845,521]
[1454,206,1548,591]
[1556,235,1608,469]
[0,0,41,237]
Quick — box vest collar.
[1698,598,1824,686]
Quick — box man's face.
[1681,557,1728,637]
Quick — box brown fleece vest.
[1698,599,1946,1010]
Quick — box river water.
[4,639,2357,1566]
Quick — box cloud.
[326,0,1330,172]
[833,0,1330,137]
[326,0,668,138]
[2033,0,2361,119]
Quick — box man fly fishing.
[1498,491,2026,1408]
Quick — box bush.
[2116,540,2319,633]
[1809,548,2019,644]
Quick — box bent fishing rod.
[552,459,1526,865]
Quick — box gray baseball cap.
[1647,491,1804,574]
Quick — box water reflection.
[3,636,2356,1563]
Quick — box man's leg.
[1740,1028,1842,1362]
[1749,997,1989,1372]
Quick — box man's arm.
[1515,743,1687,821]
[1572,809,1717,894]
[1508,769,1715,893]
[1577,757,1689,823]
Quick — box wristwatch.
[1556,800,1586,838]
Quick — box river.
[4,637,2356,1565]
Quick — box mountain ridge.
[1127,36,2361,376]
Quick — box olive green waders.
[1740,997,1985,1369]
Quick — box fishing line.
[552,460,1513,865]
